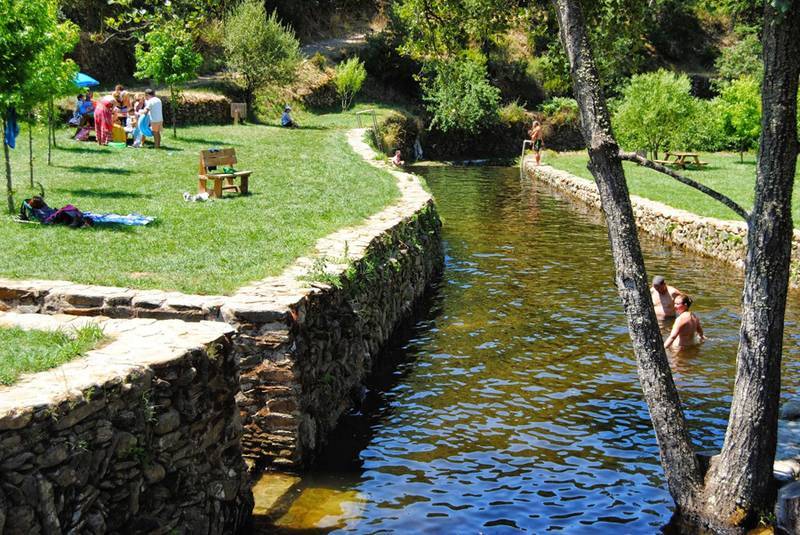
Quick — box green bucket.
[108,142,126,149]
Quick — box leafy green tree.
[422,57,501,134]
[714,25,763,84]
[223,1,301,120]
[19,17,78,179]
[717,75,762,161]
[334,58,367,111]
[135,22,203,138]
[612,70,696,159]
[0,0,66,213]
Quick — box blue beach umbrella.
[74,72,100,88]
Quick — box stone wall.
[0,129,444,473]
[523,160,800,286]
[225,202,442,469]
[0,313,252,534]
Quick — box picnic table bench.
[652,151,708,169]
[198,148,252,198]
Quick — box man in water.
[650,275,681,319]
[663,294,705,349]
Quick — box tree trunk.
[551,0,800,531]
[171,87,178,139]
[47,99,53,165]
[703,2,800,527]
[49,99,56,149]
[28,119,33,188]
[550,0,704,513]
[3,117,13,215]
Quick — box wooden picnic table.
[652,151,708,169]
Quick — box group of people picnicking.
[650,275,706,349]
[69,85,164,149]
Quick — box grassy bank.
[2,104,401,295]
[545,151,800,225]
[0,325,105,386]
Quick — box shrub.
[498,101,529,125]
[310,52,327,70]
[360,30,421,98]
[377,112,421,159]
[612,70,696,159]
[714,26,763,85]
[679,98,728,153]
[223,0,301,119]
[422,57,501,134]
[717,76,762,161]
[334,57,367,110]
[135,22,203,137]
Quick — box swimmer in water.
[650,275,682,319]
[663,293,706,349]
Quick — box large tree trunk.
[550,0,703,512]
[550,0,800,531]
[703,2,800,528]
[3,117,13,214]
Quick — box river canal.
[257,165,800,533]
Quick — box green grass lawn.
[2,103,401,295]
[545,151,800,225]
[0,325,105,385]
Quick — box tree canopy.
[223,0,301,118]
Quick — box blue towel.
[4,108,19,149]
[83,212,155,226]
[138,113,153,138]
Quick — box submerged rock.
[275,487,365,530]
[251,473,301,517]
[781,400,800,420]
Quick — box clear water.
[256,165,800,534]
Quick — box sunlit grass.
[2,104,402,294]
[0,325,105,385]
[545,151,800,225]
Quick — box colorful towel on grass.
[82,212,155,226]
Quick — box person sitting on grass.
[391,149,405,167]
[281,105,297,128]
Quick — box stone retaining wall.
[224,130,442,469]
[0,312,252,533]
[0,129,444,473]
[524,159,800,285]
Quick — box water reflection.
[256,165,800,533]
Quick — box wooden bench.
[198,148,252,198]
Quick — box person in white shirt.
[144,88,163,149]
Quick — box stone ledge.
[523,158,800,284]
[0,311,233,419]
[0,311,251,533]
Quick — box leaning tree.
[549,0,799,531]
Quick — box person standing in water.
[650,275,682,319]
[663,294,705,349]
[529,120,543,165]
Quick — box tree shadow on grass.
[180,137,238,147]
[61,188,152,199]
[57,145,107,154]
[58,165,132,175]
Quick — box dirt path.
[300,33,368,59]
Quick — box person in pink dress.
[93,96,115,145]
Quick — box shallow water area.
[254,165,800,533]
